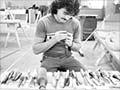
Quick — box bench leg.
[95,51,106,66]
[4,32,10,48]
[15,31,21,48]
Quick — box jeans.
[41,55,86,72]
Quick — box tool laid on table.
[1,68,120,89]
[71,70,82,86]
[17,73,28,87]
[88,71,102,86]
[36,67,48,90]
[112,74,120,81]
[28,69,38,87]
[52,71,61,88]
[63,70,70,87]
[1,70,15,84]
[99,71,111,84]
[12,71,22,81]
[29,76,37,87]
[80,69,94,86]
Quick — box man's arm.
[32,20,58,54]
[32,19,68,55]
[66,19,82,51]
[71,35,81,51]
[32,36,58,54]
[33,32,68,55]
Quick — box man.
[33,0,86,72]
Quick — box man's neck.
[53,14,61,23]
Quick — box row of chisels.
[80,69,120,87]
[0,69,45,88]
[0,69,120,89]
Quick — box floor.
[0,19,119,75]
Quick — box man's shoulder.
[39,14,52,22]
[71,17,80,24]
[69,17,80,27]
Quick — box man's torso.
[39,14,79,57]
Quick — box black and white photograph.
[0,0,120,90]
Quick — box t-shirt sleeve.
[73,19,82,42]
[35,20,46,39]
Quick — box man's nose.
[65,15,72,20]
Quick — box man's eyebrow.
[64,11,74,16]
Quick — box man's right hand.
[53,31,68,42]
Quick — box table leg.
[95,51,107,66]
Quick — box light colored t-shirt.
[35,14,81,57]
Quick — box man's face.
[55,8,73,23]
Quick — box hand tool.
[18,74,28,87]
[54,71,61,88]
[36,67,47,89]
[1,72,9,84]
[64,70,70,87]
[71,70,82,86]
[84,71,95,87]
[29,76,37,87]
[112,74,120,81]
[1,70,14,84]
[18,76,25,87]
[95,71,105,86]
[80,69,93,86]
[99,71,110,84]
[105,72,117,85]
[12,72,22,81]
[88,71,101,86]
[57,72,65,88]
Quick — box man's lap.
[41,56,86,72]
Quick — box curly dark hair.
[50,0,80,16]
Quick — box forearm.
[33,39,57,54]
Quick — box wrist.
[52,37,59,42]
[70,42,73,48]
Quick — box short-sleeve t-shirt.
[35,14,81,57]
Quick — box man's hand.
[53,31,68,42]
[65,32,73,47]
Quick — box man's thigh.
[41,56,61,72]
[61,56,86,71]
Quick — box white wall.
[0,0,6,9]
[105,0,115,17]
[5,0,54,9]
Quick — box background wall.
[0,0,119,22]
[104,0,120,22]
[0,0,53,9]
[105,0,115,17]
[0,0,6,9]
